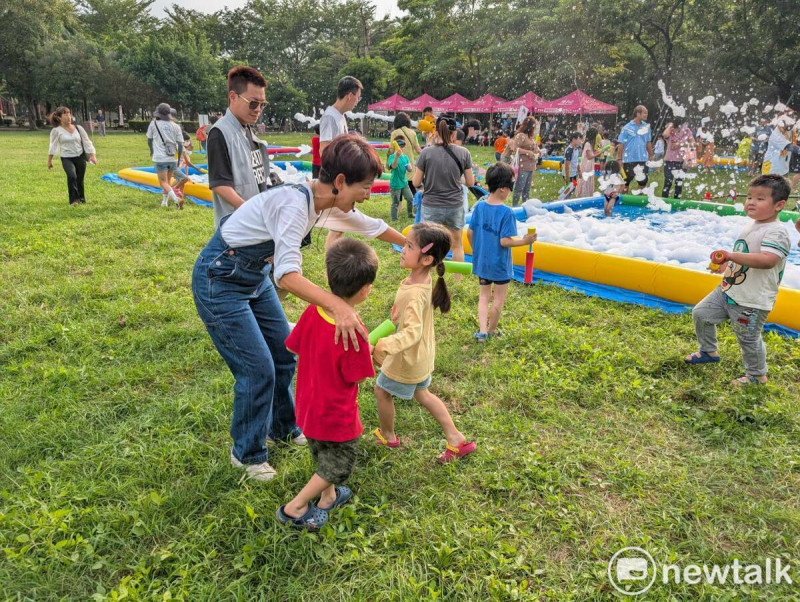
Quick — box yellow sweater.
[373,281,435,384]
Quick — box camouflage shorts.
[307,437,359,484]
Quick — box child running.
[278,239,378,530]
[387,137,414,220]
[467,163,537,342]
[684,174,791,386]
[372,222,476,463]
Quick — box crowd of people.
[43,67,800,532]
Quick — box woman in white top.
[47,107,97,205]
[192,135,402,482]
[146,103,184,208]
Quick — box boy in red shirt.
[277,238,378,530]
[311,124,321,178]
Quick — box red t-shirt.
[285,305,375,441]
[311,135,321,166]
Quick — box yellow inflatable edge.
[119,167,213,202]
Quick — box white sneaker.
[161,195,169,207]
[168,190,182,208]
[230,449,277,482]
[267,434,308,446]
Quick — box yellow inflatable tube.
[451,231,800,331]
[540,159,563,170]
[118,167,212,202]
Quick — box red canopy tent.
[431,93,470,113]
[459,93,507,113]
[535,89,618,115]
[402,93,440,112]
[494,92,545,113]
[367,94,411,112]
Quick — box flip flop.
[732,375,766,386]
[684,351,721,364]
[317,486,353,511]
[374,428,402,448]
[438,441,477,464]
[275,504,328,530]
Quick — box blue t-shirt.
[468,201,519,281]
[617,120,652,163]
[388,153,410,190]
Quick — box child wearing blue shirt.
[467,163,537,342]
[387,138,413,220]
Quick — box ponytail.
[436,118,452,148]
[411,222,451,313]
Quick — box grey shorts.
[154,161,177,173]
[421,204,465,230]
[307,437,359,484]
[172,168,188,182]
[376,371,432,400]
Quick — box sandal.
[317,486,353,511]
[438,440,477,464]
[374,428,401,448]
[684,350,721,364]
[275,504,328,530]
[732,375,766,386]
[488,329,504,338]
[474,332,488,343]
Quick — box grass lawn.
[1,130,799,600]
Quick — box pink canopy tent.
[494,92,545,113]
[431,93,470,113]
[402,93,440,112]
[459,93,507,113]
[367,93,411,112]
[535,89,618,115]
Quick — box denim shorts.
[421,204,465,230]
[154,161,177,173]
[172,168,188,182]
[376,371,432,400]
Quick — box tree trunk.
[28,98,37,130]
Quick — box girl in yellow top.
[372,223,477,463]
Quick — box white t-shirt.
[721,220,791,310]
[146,120,182,163]
[220,183,388,282]
[319,106,347,143]
[48,126,95,158]
[762,128,791,176]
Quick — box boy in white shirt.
[684,175,792,386]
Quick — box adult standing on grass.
[146,103,184,209]
[390,112,423,195]
[207,66,271,227]
[511,117,539,207]
[192,136,388,482]
[96,109,106,136]
[412,116,475,281]
[616,105,653,192]
[320,76,363,250]
[47,106,97,206]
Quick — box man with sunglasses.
[207,66,271,227]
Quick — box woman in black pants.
[47,107,97,205]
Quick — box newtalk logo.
[608,547,793,596]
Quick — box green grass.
[1,131,799,600]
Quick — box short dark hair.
[749,174,791,203]
[337,76,363,99]
[486,162,515,192]
[455,129,466,143]
[604,160,621,174]
[569,132,584,141]
[320,134,383,185]
[394,112,411,129]
[313,123,320,135]
[423,106,433,114]
[227,66,267,94]
[326,238,378,299]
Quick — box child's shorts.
[307,437,359,484]
[172,168,188,183]
[478,276,511,286]
[376,371,432,400]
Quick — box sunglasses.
[237,94,268,110]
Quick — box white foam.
[719,101,738,115]
[519,207,800,289]
[697,96,715,111]
[658,80,686,117]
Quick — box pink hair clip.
[420,242,433,253]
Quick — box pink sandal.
[374,428,402,448]
[438,441,477,464]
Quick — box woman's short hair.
[319,135,383,184]
[394,112,411,129]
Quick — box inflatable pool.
[459,195,800,334]
[109,163,392,203]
